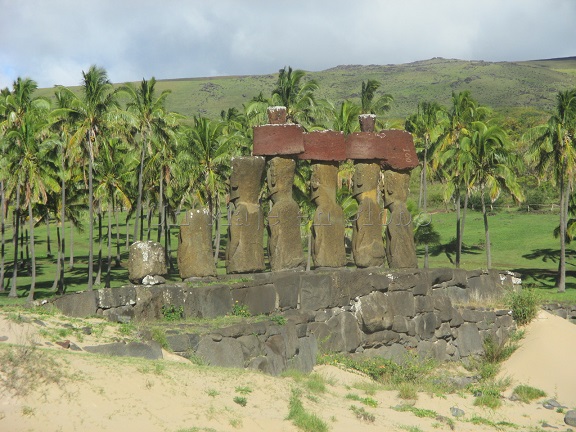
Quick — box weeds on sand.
[512,385,546,403]
[0,343,68,397]
[286,388,328,432]
[349,405,375,422]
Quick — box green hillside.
[37,57,576,123]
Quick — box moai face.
[383,169,410,204]
[267,156,295,202]
[230,157,265,204]
[353,161,380,197]
[310,162,338,205]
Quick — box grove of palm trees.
[1,64,575,304]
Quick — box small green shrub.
[233,396,247,407]
[392,404,437,419]
[235,386,252,394]
[506,288,540,325]
[270,315,287,325]
[512,385,546,403]
[345,393,378,407]
[161,304,184,321]
[230,301,251,317]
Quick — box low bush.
[506,289,540,325]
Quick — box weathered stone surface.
[178,209,216,279]
[346,130,418,169]
[456,323,484,357]
[287,336,317,373]
[325,312,363,353]
[267,106,287,124]
[185,285,233,319]
[364,343,409,364]
[352,161,385,268]
[52,290,98,317]
[414,312,438,339]
[128,241,167,284]
[380,129,419,170]
[226,156,266,273]
[300,272,333,310]
[166,333,200,353]
[310,162,346,268]
[383,170,418,269]
[195,336,245,368]
[564,409,576,427]
[418,339,448,361]
[96,286,137,309]
[358,114,376,132]
[84,341,163,360]
[387,291,416,318]
[273,272,301,309]
[358,291,394,333]
[299,130,346,161]
[267,157,305,271]
[232,284,277,316]
[253,123,304,156]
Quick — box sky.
[1,0,575,89]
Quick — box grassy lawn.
[0,203,574,306]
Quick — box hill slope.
[38,57,576,122]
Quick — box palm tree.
[360,79,394,119]
[93,138,134,287]
[527,89,576,292]
[3,108,59,300]
[271,66,319,127]
[463,121,524,268]
[435,91,487,267]
[331,100,361,135]
[405,101,446,267]
[120,77,174,243]
[55,65,118,290]
[176,116,233,262]
[0,77,50,296]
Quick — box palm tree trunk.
[114,196,121,267]
[87,136,94,290]
[422,147,429,268]
[45,213,52,258]
[0,180,5,292]
[480,187,491,269]
[9,186,20,298]
[95,203,103,286]
[105,205,112,288]
[133,138,147,242]
[455,188,461,269]
[59,155,66,294]
[69,222,74,270]
[557,177,567,292]
[213,203,221,264]
[27,199,36,302]
[157,171,164,243]
[52,225,62,292]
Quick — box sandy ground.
[0,309,574,432]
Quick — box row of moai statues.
[174,106,419,280]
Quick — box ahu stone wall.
[49,267,520,375]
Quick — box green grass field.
[0,197,574,306]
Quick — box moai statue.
[267,156,304,271]
[382,169,418,268]
[177,208,216,279]
[352,161,385,268]
[128,240,167,285]
[310,162,347,268]
[226,156,266,273]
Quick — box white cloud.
[0,0,574,89]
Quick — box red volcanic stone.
[252,123,304,156]
[298,130,346,161]
[346,130,418,170]
[267,106,287,124]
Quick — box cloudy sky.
[1,0,575,89]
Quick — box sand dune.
[0,309,575,432]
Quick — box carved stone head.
[230,156,265,204]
